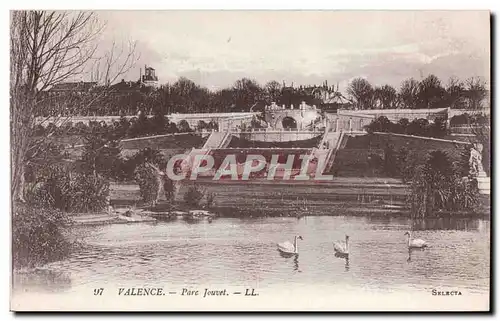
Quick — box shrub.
[197,120,208,131]
[177,120,192,133]
[25,164,109,213]
[150,112,169,135]
[12,203,73,269]
[364,116,392,134]
[395,147,417,182]
[206,192,216,208]
[68,174,110,213]
[184,185,205,207]
[134,163,159,206]
[383,144,397,177]
[207,120,219,131]
[81,133,124,180]
[407,150,480,218]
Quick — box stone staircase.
[202,131,232,149]
[322,131,345,174]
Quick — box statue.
[146,162,177,206]
[469,143,485,177]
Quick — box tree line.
[36,74,489,118]
[347,75,488,110]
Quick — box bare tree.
[373,84,398,109]
[464,76,488,110]
[264,80,282,104]
[399,78,419,109]
[10,10,138,202]
[346,78,374,109]
[446,76,466,109]
[232,78,264,111]
[417,74,447,109]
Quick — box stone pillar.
[335,118,339,132]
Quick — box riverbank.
[67,201,489,227]
[69,212,156,226]
[104,178,489,220]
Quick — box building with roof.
[48,81,97,93]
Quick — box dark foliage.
[184,185,205,207]
[407,150,480,218]
[364,116,448,138]
[12,203,73,269]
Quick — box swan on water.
[333,235,349,256]
[405,231,428,249]
[277,235,303,254]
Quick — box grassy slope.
[331,133,469,177]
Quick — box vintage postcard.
[10,10,491,312]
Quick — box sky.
[94,10,490,93]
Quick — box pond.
[12,215,490,311]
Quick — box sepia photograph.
[9,9,491,312]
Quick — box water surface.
[13,215,490,297]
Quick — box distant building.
[110,79,143,93]
[48,81,97,94]
[279,81,352,111]
[140,65,158,88]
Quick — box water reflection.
[278,250,297,259]
[411,217,482,231]
[334,252,350,272]
[13,268,72,293]
[293,255,299,272]
[407,247,428,263]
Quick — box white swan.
[277,236,303,254]
[405,231,428,249]
[334,235,350,256]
